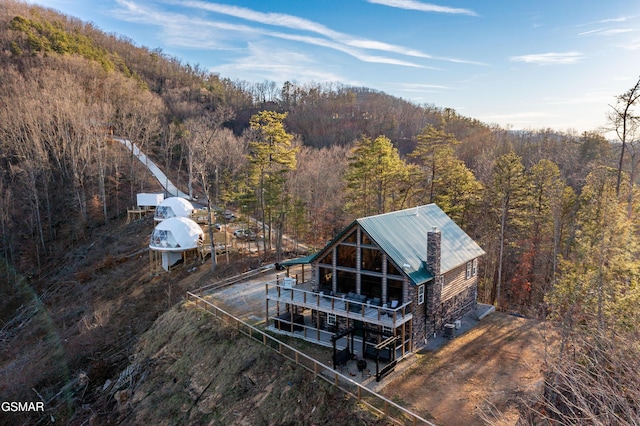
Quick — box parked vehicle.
[233,229,257,241]
[223,211,236,221]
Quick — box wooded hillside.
[1,1,639,424]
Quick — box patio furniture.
[345,292,367,313]
[333,347,351,370]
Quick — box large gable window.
[344,230,357,243]
[361,247,382,272]
[361,232,373,245]
[387,260,401,277]
[317,249,333,266]
[336,244,356,268]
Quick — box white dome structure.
[149,217,204,271]
[154,197,194,221]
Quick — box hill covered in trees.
[1,1,639,424]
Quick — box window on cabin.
[317,248,333,265]
[466,261,472,279]
[319,267,332,291]
[361,274,382,299]
[362,232,373,245]
[387,279,403,304]
[361,247,382,272]
[336,244,356,268]
[327,313,336,326]
[472,258,478,276]
[387,260,402,277]
[344,230,357,243]
[336,270,356,294]
[418,285,425,304]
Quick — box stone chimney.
[426,227,441,277]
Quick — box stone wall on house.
[426,227,441,277]
[427,283,476,338]
[311,310,349,334]
[409,282,427,348]
[441,283,476,327]
[425,278,442,339]
[413,277,478,347]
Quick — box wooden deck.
[265,282,413,328]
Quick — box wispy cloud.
[578,28,633,36]
[367,0,477,16]
[212,42,347,83]
[509,52,584,65]
[175,0,486,66]
[619,38,640,50]
[599,17,633,23]
[541,91,614,106]
[177,1,344,40]
[396,82,452,92]
[577,15,639,26]
[266,32,430,68]
[108,0,491,96]
[176,0,434,59]
[113,0,434,68]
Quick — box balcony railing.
[265,283,413,327]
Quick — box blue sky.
[28,0,640,134]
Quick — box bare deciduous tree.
[609,76,640,198]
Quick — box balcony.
[265,282,413,328]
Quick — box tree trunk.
[207,199,217,273]
[495,195,509,308]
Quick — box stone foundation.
[414,283,477,346]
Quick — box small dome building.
[154,197,194,222]
[149,216,204,272]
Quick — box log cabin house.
[265,204,485,367]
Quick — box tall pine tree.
[343,135,415,218]
[247,111,298,257]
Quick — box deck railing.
[192,264,275,294]
[186,291,434,426]
[266,282,413,327]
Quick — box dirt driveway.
[201,265,306,324]
[380,312,555,425]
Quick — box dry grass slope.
[110,304,392,425]
[381,312,557,426]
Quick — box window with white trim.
[327,313,336,326]
[466,261,472,279]
[418,284,425,305]
[472,258,478,276]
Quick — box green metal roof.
[357,204,485,285]
[324,204,485,286]
[278,254,316,266]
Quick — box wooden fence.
[185,291,435,426]
[192,264,275,294]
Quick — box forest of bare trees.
[1,1,639,423]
